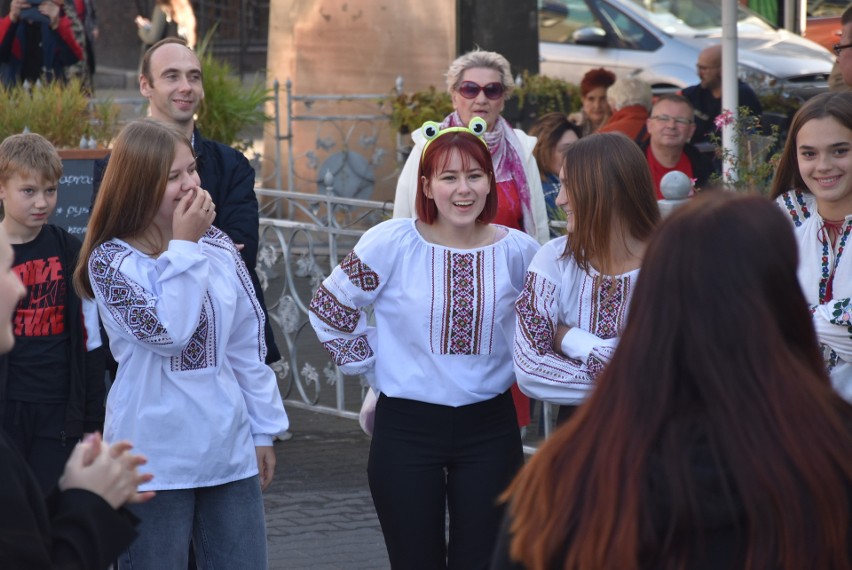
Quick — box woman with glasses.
[393,49,550,435]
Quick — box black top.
[682,80,763,145]
[0,430,138,569]
[0,225,106,437]
[8,226,72,403]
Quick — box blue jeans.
[119,475,267,569]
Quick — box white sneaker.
[273,430,293,442]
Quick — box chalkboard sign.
[51,149,107,239]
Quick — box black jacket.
[0,430,137,569]
[92,127,281,364]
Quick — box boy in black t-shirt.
[0,133,105,494]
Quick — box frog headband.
[421,117,488,163]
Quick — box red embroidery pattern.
[323,336,373,365]
[443,252,482,354]
[515,272,555,355]
[341,251,380,291]
[309,284,360,333]
[589,275,628,339]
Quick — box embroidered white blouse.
[87,228,288,491]
[309,218,540,407]
[777,190,852,402]
[514,237,639,405]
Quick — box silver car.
[539,0,835,99]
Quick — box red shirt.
[491,179,524,231]
[646,146,694,200]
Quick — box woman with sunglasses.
[393,49,549,246]
[393,48,550,433]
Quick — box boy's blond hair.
[0,133,63,185]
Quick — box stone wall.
[264,0,456,201]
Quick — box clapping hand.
[59,432,155,509]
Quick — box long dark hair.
[770,91,852,199]
[503,192,852,570]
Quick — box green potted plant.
[195,30,272,153]
[510,71,580,130]
[0,78,120,151]
[386,86,453,136]
[708,106,782,194]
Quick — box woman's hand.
[554,325,572,355]
[255,446,276,491]
[172,187,215,243]
[8,0,29,23]
[38,0,61,30]
[59,433,156,510]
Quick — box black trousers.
[2,400,72,494]
[368,390,523,570]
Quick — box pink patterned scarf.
[442,112,532,219]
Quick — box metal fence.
[256,78,397,421]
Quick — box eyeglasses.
[650,114,693,126]
[833,42,852,56]
[457,81,505,100]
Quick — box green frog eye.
[469,117,487,136]
[422,121,441,140]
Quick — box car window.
[807,0,848,17]
[624,0,775,32]
[597,1,661,49]
[539,0,604,43]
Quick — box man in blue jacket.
[93,37,282,366]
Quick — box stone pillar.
[264,0,456,201]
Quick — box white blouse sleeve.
[81,297,102,351]
[308,225,390,376]
[224,245,289,446]
[812,298,852,362]
[513,269,598,404]
[88,239,209,357]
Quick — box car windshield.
[622,0,776,34]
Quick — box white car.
[539,0,835,99]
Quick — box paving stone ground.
[264,406,390,569]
